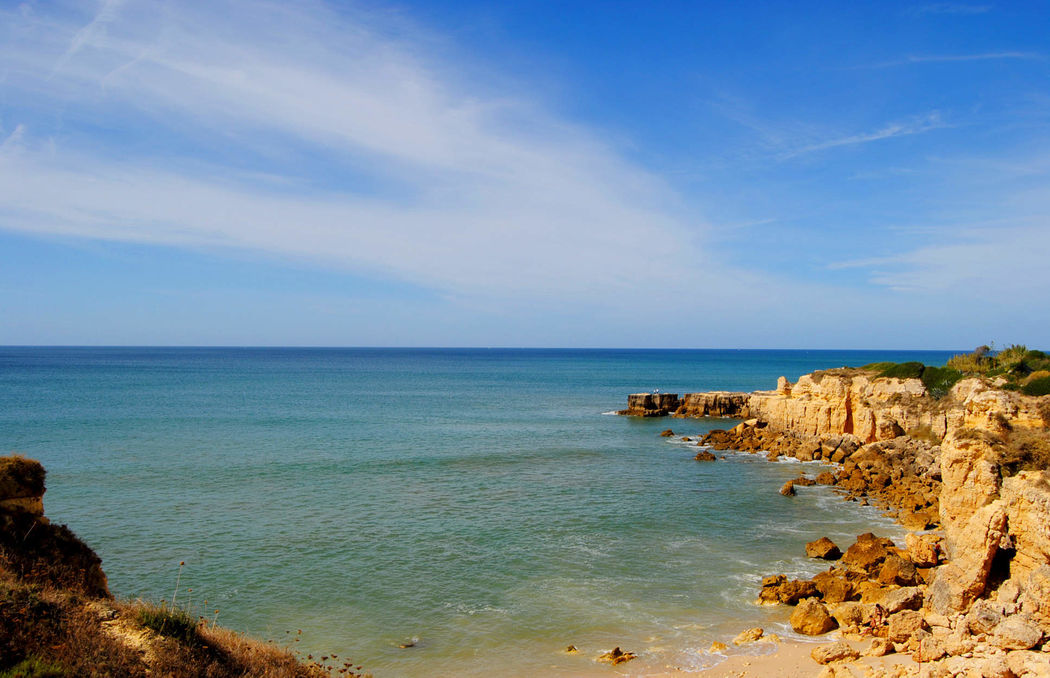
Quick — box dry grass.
[999,428,1050,477]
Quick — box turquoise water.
[0,348,954,676]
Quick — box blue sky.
[1,0,1048,348]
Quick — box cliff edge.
[0,455,367,678]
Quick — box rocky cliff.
[628,369,1050,676]
[0,455,366,677]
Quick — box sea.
[0,348,956,677]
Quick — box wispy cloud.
[0,0,727,305]
[780,113,947,159]
[907,3,993,16]
[864,51,1044,69]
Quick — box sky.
[1,0,1048,348]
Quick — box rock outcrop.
[634,368,1050,677]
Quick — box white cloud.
[0,0,719,304]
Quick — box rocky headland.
[622,366,1050,677]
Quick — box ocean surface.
[0,348,956,676]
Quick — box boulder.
[905,533,941,567]
[731,627,764,645]
[966,598,1006,634]
[758,576,819,605]
[885,610,926,644]
[879,586,924,614]
[912,634,947,662]
[840,533,894,575]
[790,598,838,635]
[815,471,836,485]
[877,555,921,587]
[708,641,727,653]
[793,475,817,487]
[864,638,893,657]
[991,615,1044,650]
[829,601,873,628]
[694,450,716,462]
[812,570,855,604]
[810,641,859,665]
[659,429,674,437]
[780,481,796,497]
[806,537,842,560]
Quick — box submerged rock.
[597,647,636,665]
[731,627,764,645]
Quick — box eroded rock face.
[0,456,46,517]
[0,455,110,598]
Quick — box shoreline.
[618,365,1050,677]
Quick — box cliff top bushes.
[862,344,1049,398]
[861,362,963,399]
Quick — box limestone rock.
[905,533,942,568]
[694,450,716,461]
[877,555,920,587]
[812,570,855,603]
[731,627,763,645]
[780,481,796,497]
[864,638,893,656]
[885,610,926,644]
[878,586,924,614]
[966,598,1006,634]
[841,533,894,575]
[1005,649,1050,677]
[597,647,636,665]
[806,537,842,560]
[758,576,818,605]
[815,471,836,485]
[790,598,838,635]
[912,633,948,663]
[991,615,1044,650]
[830,601,873,628]
[810,641,859,665]
[928,501,1007,614]
[659,429,674,437]
[708,641,727,653]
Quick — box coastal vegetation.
[863,344,1050,398]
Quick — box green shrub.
[861,362,897,372]
[920,366,964,399]
[135,605,200,646]
[946,352,993,374]
[1022,376,1050,397]
[878,362,925,379]
[0,658,67,678]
